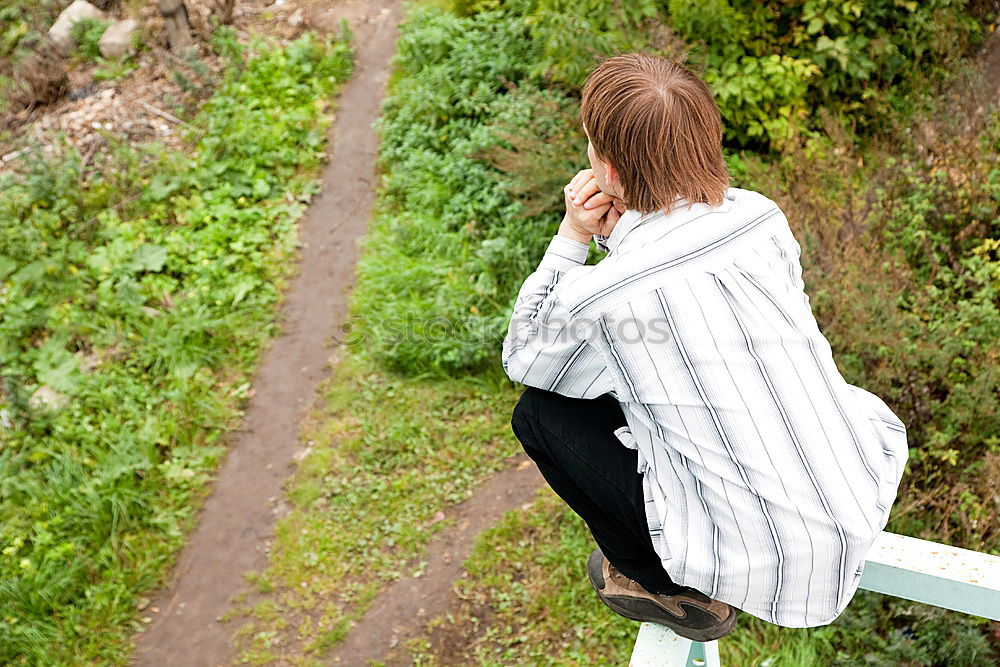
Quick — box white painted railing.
[629,532,1000,666]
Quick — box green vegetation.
[665,0,980,146]
[766,108,1000,532]
[68,16,110,62]
[360,0,998,550]
[356,0,991,374]
[0,0,70,113]
[93,55,138,83]
[0,30,353,664]
[227,358,519,664]
[0,0,64,62]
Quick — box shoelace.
[607,562,647,593]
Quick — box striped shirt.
[501,187,908,627]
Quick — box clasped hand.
[559,169,624,245]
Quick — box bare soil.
[129,1,403,665]
[980,27,1000,95]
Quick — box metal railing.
[629,532,1000,666]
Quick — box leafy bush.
[0,31,352,664]
[826,109,999,553]
[518,0,675,85]
[0,0,66,69]
[665,0,982,147]
[358,0,992,369]
[444,0,984,148]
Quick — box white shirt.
[502,187,908,627]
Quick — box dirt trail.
[131,2,402,664]
[330,458,544,665]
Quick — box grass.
[226,355,521,664]
[0,30,353,665]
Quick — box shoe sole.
[587,563,737,642]
[599,592,737,642]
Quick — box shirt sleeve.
[501,236,613,398]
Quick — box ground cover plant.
[0,29,353,664]
[68,16,110,62]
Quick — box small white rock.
[29,385,67,410]
[99,18,138,59]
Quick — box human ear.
[605,160,621,191]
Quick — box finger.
[568,169,593,195]
[583,191,613,210]
[589,202,612,221]
[564,183,578,206]
[573,177,600,204]
[573,177,602,205]
[602,204,622,233]
[567,171,583,190]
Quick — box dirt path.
[131,2,402,664]
[980,27,1000,95]
[330,457,544,665]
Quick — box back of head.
[581,54,729,214]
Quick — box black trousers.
[511,387,683,595]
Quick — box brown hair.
[580,54,729,213]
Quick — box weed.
[69,16,110,62]
[93,55,137,82]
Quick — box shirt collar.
[604,197,691,254]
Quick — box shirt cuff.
[539,235,589,272]
[594,234,610,252]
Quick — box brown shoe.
[587,548,737,642]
